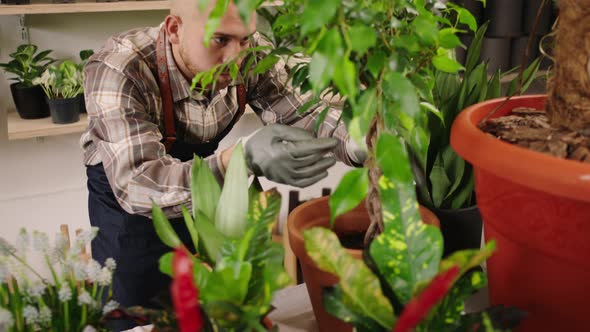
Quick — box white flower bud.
[77,290,93,306]
[104,258,116,272]
[98,267,112,286]
[15,229,29,254]
[38,306,51,324]
[58,285,72,302]
[26,281,46,298]
[85,260,101,283]
[0,308,14,330]
[23,305,39,324]
[102,300,119,315]
[32,231,49,252]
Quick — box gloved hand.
[345,136,367,166]
[244,124,338,187]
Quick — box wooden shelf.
[7,111,88,140]
[0,0,282,15]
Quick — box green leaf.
[438,28,463,49]
[229,62,239,81]
[383,72,420,119]
[193,155,221,222]
[151,202,182,248]
[202,259,253,304]
[159,252,174,277]
[349,88,377,144]
[457,7,478,33]
[314,107,330,135]
[254,54,280,74]
[329,168,369,226]
[377,133,413,184]
[465,22,488,74]
[371,175,443,305]
[440,241,496,276]
[300,0,340,35]
[323,286,385,331]
[433,54,464,73]
[304,228,395,329]
[194,211,226,264]
[203,0,230,47]
[215,144,249,238]
[348,25,377,55]
[309,53,334,93]
[429,158,452,208]
[367,50,387,78]
[333,58,357,99]
[413,15,439,46]
[182,205,200,251]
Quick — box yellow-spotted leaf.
[304,227,395,329]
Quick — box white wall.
[0,11,352,260]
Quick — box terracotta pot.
[287,196,439,332]
[450,95,590,332]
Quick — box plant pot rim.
[450,94,590,202]
[288,196,365,267]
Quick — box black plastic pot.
[481,37,512,73]
[0,0,30,4]
[79,94,87,113]
[510,35,540,68]
[484,0,524,37]
[47,96,81,124]
[523,0,554,36]
[430,205,483,257]
[10,83,50,119]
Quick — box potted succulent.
[0,228,119,331]
[0,44,55,119]
[147,145,290,331]
[34,50,93,124]
[450,0,590,330]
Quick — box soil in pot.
[10,83,50,119]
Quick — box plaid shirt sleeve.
[246,49,356,166]
[83,59,224,218]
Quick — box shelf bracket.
[18,14,30,44]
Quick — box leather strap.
[156,26,247,153]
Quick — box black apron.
[86,26,246,330]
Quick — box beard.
[178,46,232,92]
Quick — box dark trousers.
[87,164,194,331]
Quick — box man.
[81,0,365,326]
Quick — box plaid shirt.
[80,25,354,218]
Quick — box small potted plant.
[34,50,93,124]
[0,44,55,119]
[0,228,119,331]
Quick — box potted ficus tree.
[34,50,93,124]
[450,0,590,330]
[0,44,55,119]
[146,145,290,331]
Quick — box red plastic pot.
[451,95,590,332]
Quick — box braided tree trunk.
[363,115,384,247]
[546,0,590,133]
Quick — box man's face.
[177,4,256,90]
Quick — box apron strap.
[156,26,247,153]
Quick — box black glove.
[244,124,338,187]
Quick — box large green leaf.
[440,241,496,276]
[215,144,249,238]
[201,259,253,304]
[151,202,181,248]
[194,211,227,264]
[323,286,388,332]
[329,168,369,226]
[203,0,230,47]
[182,205,200,250]
[300,0,340,35]
[370,175,443,305]
[349,88,378,144]
[304,228,395,329]
[348,25,377,56]
[383,72,420,119]
[377,133,413,184]
[333,58,357,99]
[192,155,221,222]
